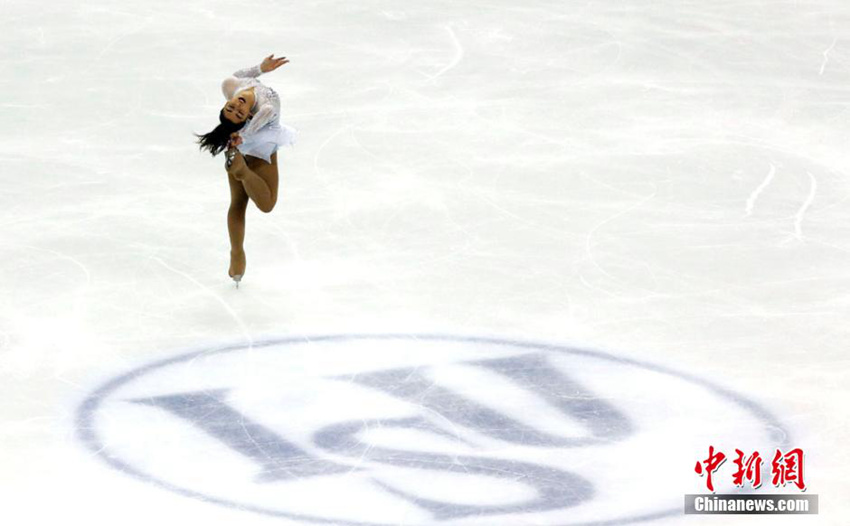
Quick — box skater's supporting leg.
[227,170,249,278]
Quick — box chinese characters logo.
[695,447,806,492]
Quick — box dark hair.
[195,110,246,156]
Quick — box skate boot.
[229,249,246,288]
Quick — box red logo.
[695,447,806,492]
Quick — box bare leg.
[227,170,249,278]
[227,150,279,213]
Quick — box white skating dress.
[221,63,296,163]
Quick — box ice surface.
[1,0,849,525]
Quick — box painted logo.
[77,334,789,525]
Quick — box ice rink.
[2,0,849,524]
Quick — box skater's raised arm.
[222,55,289,99]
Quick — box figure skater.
[196,54,296,286]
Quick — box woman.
[196,54,296,286]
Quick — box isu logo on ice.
[77,334,790,525]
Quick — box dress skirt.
[237,121,297,163]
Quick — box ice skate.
[229,249,246,288]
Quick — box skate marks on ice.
[76,334,789,525]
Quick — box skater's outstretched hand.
[260,54,289,73]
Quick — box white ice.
[1,0,849,525]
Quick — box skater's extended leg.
[227,150,279,213]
